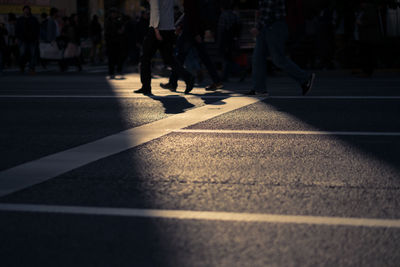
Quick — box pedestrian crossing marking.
[173,129,400,136]
[0,203,399,229]
[0,96,262,197]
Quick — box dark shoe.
[205,82,224,91]
[160,82,177,91]
[184,76,195,94]
[134,88,152,95]
[246,90,269,97]
[301,73,315,96]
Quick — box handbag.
[64,43,81,59]
[39,42,63,60]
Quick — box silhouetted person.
[105,8,127,78]
[0,23,7,75]
[134,0,195,95]
[46,7,60,43]
[62,14,82,72]
[16,5,39,74]
[160,0,223,92]
[89,15,103,63]
[249,0,315,96]
[217,0,242,82]
[5,13,18,68]
[316,4,335,69]
[357,2,381,77]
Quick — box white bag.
[63,43,81,59]
[39,42,63,60]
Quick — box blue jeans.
[19,42,37,70]
[252,21,309,93]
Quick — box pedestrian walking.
[89,15,103,64]
[15,5,40,74]
[134,0,195,95]
[248,0,315,96]
[159,0,223,92]
[5,13,18,68]
[356,1,381,77]
[217,0,243,82]
[0,22,7,75]
[61,14,82,72]
[46,8,60,43]
[105,8,128,79]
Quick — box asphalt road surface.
[0,71,400,267]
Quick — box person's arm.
[149,0,163,40]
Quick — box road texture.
[0,71,400,266]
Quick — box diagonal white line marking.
[174,129,400,136]
[0,96,262,197]
[0,203,399,228]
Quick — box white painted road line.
[1,95,400,99]
[174,129,400,136]
[0,203,399,228]
[0,96,262,197]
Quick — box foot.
[134,88,152,95]
[301,73,315,96]
[160,82,177,91]
[184,76,195,94]
[246,90,269,97]
[205,82,224,91]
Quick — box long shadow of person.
[190,90,234,105]
[150,94,195,114]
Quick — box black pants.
[140,28,192,90]
[359,41,377,77]
[169,32,220,86]
[107,42,125,75]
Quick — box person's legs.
[140,28,159,91]
[107,43,118,76]
[167,34,190,87]
[193,40,220,84]
[252,28,269,93]
[28,42,37,71]
[160,31,194,93]
[266,21,309,85]
[18,42,27,72]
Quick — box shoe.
[246,90,269,97]
[205,82,224,91]
[184,76,195,94]
[134,88,152,95]
[301,73,315,96]
[160,82,177,91]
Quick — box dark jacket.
[16,15,39,42]
[105,15,126,45]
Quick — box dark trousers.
[169,32,220,86]
[19,41,37,71]
[107,42,125,75]
[359,41,377,77]
[141,28,193,90]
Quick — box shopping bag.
[39,42,63,60]
[64,43,81,59]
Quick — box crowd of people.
[0,0,398,85]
